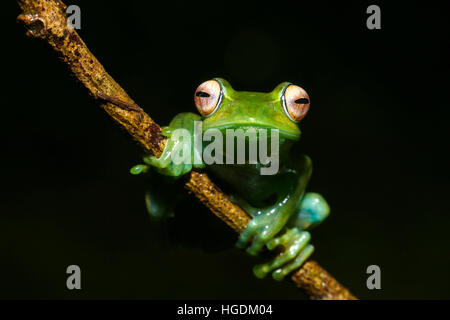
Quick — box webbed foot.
[253,228,314,281]
[142,132,194,177]
[134,116,205,178]
[236,209,290,256]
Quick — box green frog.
[131,78,330,281]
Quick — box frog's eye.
[194,79,222,117]
[282,84,310,122]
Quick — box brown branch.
[16,0,356,300]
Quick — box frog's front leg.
[138,112,205,177]
[130,113,205,218]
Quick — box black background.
[1,0,449,299]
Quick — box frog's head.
[194,78,310,141]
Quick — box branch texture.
[17,0,356,300]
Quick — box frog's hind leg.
[292,192,330,230]
[234,195,295,256]
[235,155,315,257]
[131,164,184,220]
[144,188,175,220]
[253,192,329,281]
[143,175,189,220]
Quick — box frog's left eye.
[194,79,222,117]
[282,84,310,122]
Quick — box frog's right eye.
[194,79,222,117]
[282,84,310,122]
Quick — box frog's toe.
[130,164,149,175]
[246,229,272,255]
[253,228,314,281]
[236,219,259,249]
[236,215,281,256]
[271,244,314,281]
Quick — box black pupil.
[196,91,210,98]
[295,98,309,104]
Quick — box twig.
[16,0,357,300]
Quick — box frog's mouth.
[203,123,301,141]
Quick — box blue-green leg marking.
[293,192,330,231]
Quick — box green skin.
[131,78,330,281]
